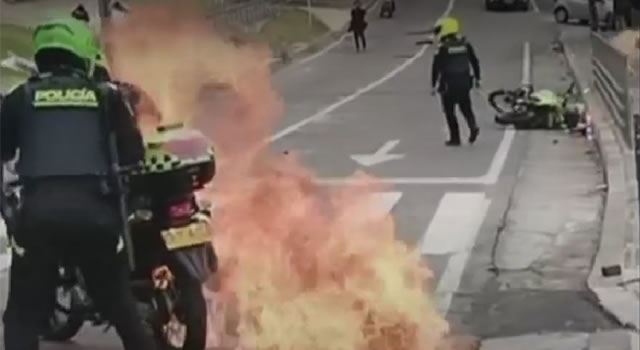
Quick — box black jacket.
[431,35,481,93]
[350,7,367,31]
[0,69,144,175]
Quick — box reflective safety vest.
[440,36,472,77]
[17,74,111,178]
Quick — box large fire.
[103,1,458,349]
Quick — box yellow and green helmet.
[33,17,97,69]
[137,123,215,175]
[433,16,460,41]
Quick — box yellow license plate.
[160,221,210,250]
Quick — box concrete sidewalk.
[460,33,636,349]
[559,25,640,331]
[480,331,639,350]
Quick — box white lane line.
[270,45,430,142]
[269,0,456,143]
[481,126,517,185]
[418,192,491,315]
[315,127,517,185]
[435,251,470,315]
[297,34,349,66]
[419,192,491,255]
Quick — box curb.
[558,29,640,330]
[269,0,380,72]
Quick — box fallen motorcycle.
[1,124,218,350]
[489,82,586,131]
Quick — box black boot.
[445,139,461,147]
[469,127,479,144]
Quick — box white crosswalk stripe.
[419,192,492,315]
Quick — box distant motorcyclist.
[430,16,481,146]
[0,17,157,350]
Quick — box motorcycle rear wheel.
[153,282,208,350]
[42,285,85,341]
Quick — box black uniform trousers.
[2,178,157,350]
[354,29,367,51]
[440,88,478,143]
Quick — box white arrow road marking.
[316,127,516,185]
[351,139,405,167]
[418,192,491,315]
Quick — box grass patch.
[257,8,329,51]
[1,24,34,60]
[1,24,34,91]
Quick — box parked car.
[485,0,530,11]
[553,0,614,27]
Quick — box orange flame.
[103,1,459,349]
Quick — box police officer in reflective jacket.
[431,16,481,146]
[0,18,158,350]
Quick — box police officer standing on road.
[1,17,158,350]
[430,16,481,147]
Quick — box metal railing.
[591,31,635,149]
[203,0,288,29]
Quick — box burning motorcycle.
[489,82,586,132]
[0,124,218,349]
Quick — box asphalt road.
[0,0,568,347]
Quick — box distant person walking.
[349,0,368,52]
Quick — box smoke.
[103,0,282,158]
